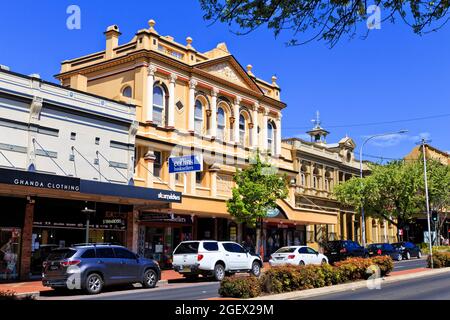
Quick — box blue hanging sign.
[168,155,203,173]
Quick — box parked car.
[31,244,59,275]
[269,246,328,267]
[42,244,161,294]
[323,240,369,264]
[392,242,422,260]
[367,243,402,261]
[172,240,263,281]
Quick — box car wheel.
[142,269,158,288]
[397,253,403,261]
[250,261,261,277]
[406,252,411,260]
[213,263,225,281]
[299,260,305,266]
[321,259,328,265]
[85,273,104,295]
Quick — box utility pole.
[421,138,433,268]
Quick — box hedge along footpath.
[219,256,394,299]
[428,251,450,268]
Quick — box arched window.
[153,85,165,126]
[313,167,319,189]
[239,114,246,145]
[325,171,331,191]
[217,107,225,140]
[122,86,132,98]
[267,122,274,153]
[300,165,307,186]
[194,99,203,134]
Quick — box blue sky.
[1,1,449,161]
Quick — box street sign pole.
[421,139,433,268]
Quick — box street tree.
[334,161,424,231]
[199,0,450,47]
[227,150,288,254]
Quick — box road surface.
[38,258,427,300]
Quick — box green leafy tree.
[334,161,424,230]
[200,0,450,47]
[227,150,288,254]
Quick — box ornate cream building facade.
[54,20,394,263]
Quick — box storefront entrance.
[138,213,193,269]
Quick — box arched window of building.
[239,114,246,145]
[267,121,275,153]
[217,107,226,140]
[313,167,319,189]
[325,170,332,191]
[194,99,204,134]
[300,165,307,187]
[122,86,132,98]
[153,85,165,126]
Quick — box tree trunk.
[255,218,262,258]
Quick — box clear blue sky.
[1,1,449,161]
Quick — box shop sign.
[140,212,192,224]
[0,168,80,192]
[168,155,203,173]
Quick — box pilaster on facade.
[145,64,157,123]
[275,113,282,156]
[251,103,259,149]
[209,87,219,138]
[261,108,269,151]
[27,96,43,172]
[188,79,197,132]
[233,96,241,144]
[167,73,177,128]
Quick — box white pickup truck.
[172,240,263,281]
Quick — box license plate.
[182,267,191,272]
[331,252,337,255]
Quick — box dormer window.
[122,86,132,98]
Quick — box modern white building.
[0,68,181,281]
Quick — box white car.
[269,246,329,266]
[172,240,263,281]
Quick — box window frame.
[152,85,165,126]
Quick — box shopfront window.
[0,228,21,281]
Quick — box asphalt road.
[304,271,450,300]
[38,258,428,300]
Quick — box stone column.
[20,200,35,280]
[144,150,156,188]
[233,97,241,144]
[189,172,196,195]
[209,163,220,198]
[167,73,177,128]
[188,79,197,132]
[275,114,282,156]
[145,65,156,123]
[210,88,218,138]
[261,108,268,151]
[252,103,259,149]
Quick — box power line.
[282,112,450,130]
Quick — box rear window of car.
[47,249,76,260]
[276,247,296,253]
[326,241,343,250]
[202,242,219,251]
[392,243,402,248]
[81,249,96,258]
[174,242,199,254]
[369,244,383,250]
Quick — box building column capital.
[147,64,157,76]
[189,79,198,89]
[169,73,178,83]
[211,87,219,97]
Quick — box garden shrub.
[218,276,261,299]
[428,252,450,268]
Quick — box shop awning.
[0,167,182,204]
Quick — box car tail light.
[197,254,204,261]
[270,255,274,260]
[60,260,81,267]
[340,248,347,253]
[288,255,295,259]
[377,249,382,255]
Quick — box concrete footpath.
[250,267,450,300]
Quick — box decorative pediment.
[339,137,356,150]
[194,56,264,95]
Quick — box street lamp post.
[420,138,433,268]
[81,206,96,244]
[359,130,408,248]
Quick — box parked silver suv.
[42,243,160,294]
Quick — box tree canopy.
[334,159,449,228]
[200,0,450,47]
[227,151,289,228]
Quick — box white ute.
[172,240,263,281]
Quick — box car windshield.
[46,249,77,261]
[275,247,297,253]
[174,242,199,254]
[368,244,383,250]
